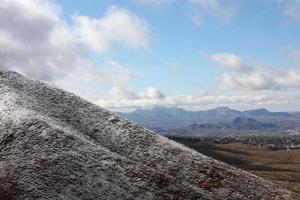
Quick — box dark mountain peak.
[244,108,270,114]
[233,117,257,124]
[232,117,278,130]
[212,106,233,111]
[208,106,240,113]
[205,106,241,117]
[243,108,290,117]
[187,117,278,131]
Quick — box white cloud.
[0,0,76,80]
[210,53,300,91]
[139,87,165,99]
[107,86,165,101]
[0,0,149,82]
[101,60,137,85]
[97,86,166,109]
[110,86,140,100]
[74,7,149,53]
[189,0,240,25]
[97,86,298,111]
[210,53,245,71]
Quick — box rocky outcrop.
[0,71,298,200]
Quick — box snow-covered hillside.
[0,70,298,199]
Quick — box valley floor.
[170,138,300,195]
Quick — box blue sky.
[58,0,297,93]
[1,0,300,111]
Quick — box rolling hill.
[0,71,297,199]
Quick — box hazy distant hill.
[160,117,280,137]
[119,106,291,128]
[189,117,278,131]
[231,117,279,130]
[243,108,290,117]
[119,107,296,136]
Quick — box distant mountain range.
[119,106,298,136]
[189,117,278,131]
[119,106,291,128]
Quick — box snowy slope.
[0,70,298,200]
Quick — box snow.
[0,70,297,200]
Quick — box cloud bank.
[1,0,299,111]
[97,52,300,111]
[97,86,299,111]
[211,53,300,91]
[74,7,149,53]
[0,0,149,82]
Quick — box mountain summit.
[0,71,297,200]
